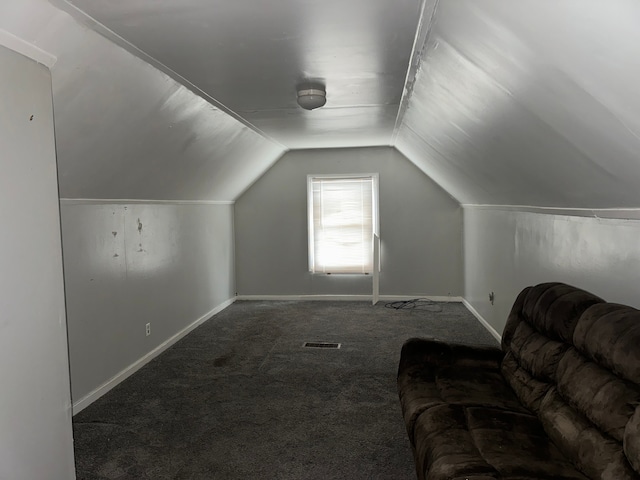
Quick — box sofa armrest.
[399,337,504,375]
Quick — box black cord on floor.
[384,298,443,312]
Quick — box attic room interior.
[2,0,640,479]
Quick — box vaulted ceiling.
[61,0,422,150]
[2,0,640,207]
[396,0,640,208]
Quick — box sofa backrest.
[501,282,640,479]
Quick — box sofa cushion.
[521,283,603,343]
[398,338,524,445]
[413,403,588,480]
[508,319,569,382]
[501,351,553,412]
[399,283,640,480]
[539,388,639,479]
[556,347,640,442]
[626,408,640,474]
[502,283,640,479]
[413,404,498,480]
[573,303,640,384]
[465,406,588,479]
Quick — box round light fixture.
[297,87,326,110]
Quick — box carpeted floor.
[73,300,499,480]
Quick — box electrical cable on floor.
[384,298,443,313]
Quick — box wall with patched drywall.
[62,202,235,409]
[464,207,640,336]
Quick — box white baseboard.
[237,294,372,301]
[236,294,463,302]
[72,297,235,415]
[380,295,463,303]
[462,299,502,343]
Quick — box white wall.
[0,45,75,479]
[0,0,249,414]
[235,147,462,297]
[61,202,235,410]
[464,206,640,336]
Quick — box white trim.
[288,144,393,152]
[60,198,234,206]
[307,173,380,274]
[461,299,502,342]
[462,203,640,212]
[380,295,462,302]
[236,294,463,302]
[0,28,57,68]
[372,234,380,305]
[390,0,439,145]
[238,295,373,301]
[462,204,640,220]
[72,297,235,415]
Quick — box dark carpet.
[73,300,498,480]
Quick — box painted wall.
[235,147,462,296]
[61,202,235,408]
[0,45,75,479]
[464,206,640,336]
[0,0,251,415]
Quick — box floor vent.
[303,342,341,349]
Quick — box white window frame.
[307,173,379,274]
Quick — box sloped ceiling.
[3,0,640,207]
[0,0,284,201]
[61,0,420,150]
[396,0,640,208]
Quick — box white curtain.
[308,176,375,274]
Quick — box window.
[307,174,379,274]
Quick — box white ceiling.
[1,0,285,201]
[4,0,640,207]
[62,0,422,150]
[397,0,640,208]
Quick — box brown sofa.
[397,282,640,480]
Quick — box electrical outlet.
[145,322,151,336]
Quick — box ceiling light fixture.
[297,87,326,110]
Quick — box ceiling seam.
[236,104,397,114]
[59,198,235,205]
[461,204,640,220]
[53,0,289,152]
[462,204,640,212]
[390,0,440,146]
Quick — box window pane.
[308,175,376,274]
